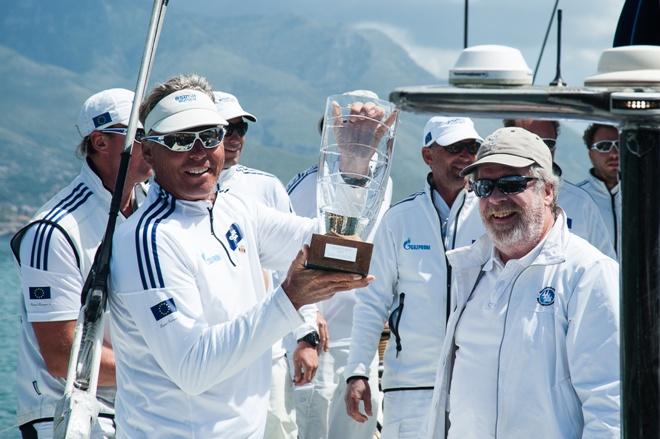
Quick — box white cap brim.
[148,108,227,133]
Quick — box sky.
[189,0,626,86]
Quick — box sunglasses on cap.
[471,175,538,198]
[225,121,248,137]
[541,138,556,150]
[433,139,481,155]
[99,127,146,143]
[143,127,226,152]
[591,140,619,153]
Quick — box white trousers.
[381,389,434,439]
[264,354,298,439]
[294,345,380,439]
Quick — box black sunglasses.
[225,121,248,137]
[471,175,538,198]
[591,140,619,153]
[100,127,146,143]
[434,139,481,155]
[541,138,556,150]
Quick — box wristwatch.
[297,331,320,348]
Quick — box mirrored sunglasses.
[99,127,146,143]
[591,140,619,153]
[143,127,226,152]
[436,140,481,155]
[225,121,248,137]
[541,138,556,150]
[471,175,538,198]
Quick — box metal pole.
[464,0,469,48]
[620,122,660,438]
[533,0,560,84]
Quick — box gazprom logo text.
[403,239,431,250]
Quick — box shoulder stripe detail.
[135,196,176,290]
[235,165,276,178]
[286,165,318,194]
[30,183,92,270]
[390,191,425,208]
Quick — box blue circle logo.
[537,287,555,306]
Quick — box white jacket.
[577,170,621,258]
[424,212,620,439]
[558,179,616,258]
[218,164,294,359]
[11,162,138,425]
[345,182,484,390]
[109,182,316,438]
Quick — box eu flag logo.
[29,287,51,300]
[92,112,112,128]
[226,223,243,251]
[150,298,177,321]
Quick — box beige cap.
[460,127,553,176]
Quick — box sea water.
[0,235,20,438]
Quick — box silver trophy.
[306,93,398,275]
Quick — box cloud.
[352,21,459,79]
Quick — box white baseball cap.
[144,89,227,134]
[76,88,142,138]
[213,91,257,122]
[423,116,482,147]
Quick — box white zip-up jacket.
[218,164,294,359]
[577,170,621,257]
[11,162,137,426]
[345,181,484,390]
[424,212,620,439]
[109,182,316,438]
[558,179,615,258]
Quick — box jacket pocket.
[388,292,406,358]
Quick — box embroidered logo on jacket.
[29,287,51,300]
[537,287,556,306]
[226,223,243,251]
[151,298,177,321]
[403,239,431,250]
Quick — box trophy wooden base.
[306,233,373,276]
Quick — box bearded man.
[424,127,620,439]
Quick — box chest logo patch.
[403,238,431,250]
[29,287,51,300]
[226,223,243,251]
[537,287,556,306]
[151,298,177,321]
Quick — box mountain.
[0,1,593,235]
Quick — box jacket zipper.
[207,207,236,267]
[493,259,563,438]
[388,292,406,358]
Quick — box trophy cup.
[306,93,398,276]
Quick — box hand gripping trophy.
[306,92,398,275]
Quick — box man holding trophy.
[107,76,397,437]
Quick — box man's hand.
[345,377,372,423]
[331,100,398,176]
[317,312,330,353]
[292,341,319,385]
[282,246,374,310]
